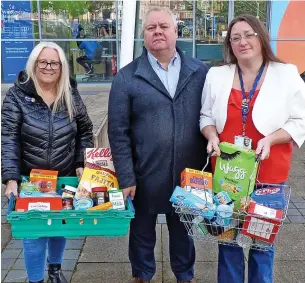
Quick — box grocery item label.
[85,148,115,172]
[247,217,274,239]
[254,204,277,219]
[28,202,51,211]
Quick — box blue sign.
[1,1,34,83]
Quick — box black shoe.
[84,68,93,75]
[29,280,44,283]
[48,264,68,283]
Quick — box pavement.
[1,92,305,283]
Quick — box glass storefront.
[1,1,272,84]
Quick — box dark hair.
[223,14,283,65]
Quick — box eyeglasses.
[230,32,258,44]
[36,60,62,70]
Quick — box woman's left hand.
[76,167,84,179]
[256,137,271,160]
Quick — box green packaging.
[213,142,259,210]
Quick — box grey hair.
[142,7,177,30]
[24,42,74,121]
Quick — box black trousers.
[129,211,195,281]
[76,55,91,72]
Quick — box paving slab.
[71,262,162,283]
[293,146,305,162]
[286,177,305,197]
[162,225,218,262]
[79,225,162,263]
[274,224,305,261]
[163,261,218,283]
[274,260,305,283]
[3,269,27,282]
[1,258,16,270]
[1,223,12,251]
[289,160,305,177]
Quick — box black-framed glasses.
[36,60,62,70]
[230,32,258,44]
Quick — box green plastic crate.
[7,177,134,239]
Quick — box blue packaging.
[170,186,215,220]
[215,204,233,226]
[19,191,60,198]
[250,185,286,209]
[214,191,232,206]
[73,198,94,210]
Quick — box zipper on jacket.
[47,110,53,168]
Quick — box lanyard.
[238,63,265,136]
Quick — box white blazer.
[200,62,305,148]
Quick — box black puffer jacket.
[1,71,93,183]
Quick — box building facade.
[1,0,304,85]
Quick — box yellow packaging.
[76,163,118,199]
[30,169,58,192]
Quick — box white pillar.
[120,0,137,68]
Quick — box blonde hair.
[142,7,177,31]
[24,42,74,120]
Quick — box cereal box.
[85,148,115,172]
[29,169,58,192]
[76,163,118,199]
[181,168,212,190]
[213,142,259,210]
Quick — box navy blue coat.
[108,48,209,214]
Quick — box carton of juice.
[213,142,259,210]
[29,169,58,192]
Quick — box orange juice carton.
[29,169,58,192]
[181,168,213,204]
[76,163,119,199]
[85,148,115,172]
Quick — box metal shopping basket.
[173,153,291,251]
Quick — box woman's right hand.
[5,180,18,199]
[207,136,221,156]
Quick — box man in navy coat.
[108,7,208,283]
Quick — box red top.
[211,88,292,183]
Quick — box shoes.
[134,278,150,283]
[29,280,44,283]
[177,280,196,283]
[48,264,68,283]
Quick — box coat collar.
[134,47,200,100]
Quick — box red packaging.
[16,197,63,212]
[242,202,283,243]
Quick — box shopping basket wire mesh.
[173,152,291,251]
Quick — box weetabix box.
[181,168,212,190]
[85,148,115,172]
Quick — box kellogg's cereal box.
[213,142,259,210]
[85,148,115,172]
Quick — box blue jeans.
[218,245,274,283]
[23,237,66,282]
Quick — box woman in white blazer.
[200,14,305,283]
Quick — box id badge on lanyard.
[234,63,265,150]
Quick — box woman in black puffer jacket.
[1,42,93,283]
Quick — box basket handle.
[127,196,135,213]
[7,192,16,215]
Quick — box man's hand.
[207,136,221,156]
[5,180,18,199]
[256,137,271,160]
[76,167,84,180]
[122,186,136,201]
